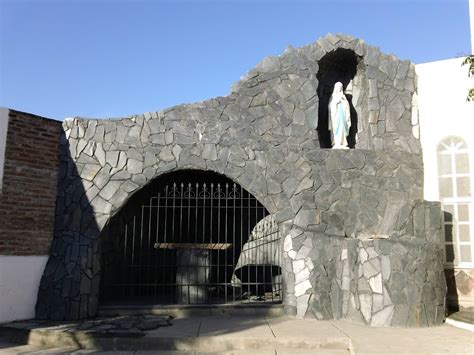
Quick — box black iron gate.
[100,171,282,305]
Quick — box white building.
[417,42,474,306]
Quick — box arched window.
[437,137,473,267]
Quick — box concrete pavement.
[0,315,473,354]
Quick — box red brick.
[0,110,62,255]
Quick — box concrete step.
[0,316,350,353]
[5,316,474,354]
[98,304,285,318]
[0,337,351,355]
[0,330,350,353]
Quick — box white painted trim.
[0,108,9,194]
[0,255,48,323]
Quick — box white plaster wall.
[416,58,474,202]
[417,58,474,306]
[0,256,48,323]
[417,57,474,301]
[0,108,9,194]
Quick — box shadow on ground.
[0,314,292,352]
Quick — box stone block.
[366,247,378,260]
[391,290,407,305]
[98,181,122,201]
[359,293,372,324]
[421,283,436,303]
[295,267,310,285]
[126,159,143,173]
[369,273,383,294]
[413,204,425,237]
[254,55,281,73]
[387,96,406,122]
[363,261,378,279]
[172,145,183,161]
[294,209,320,229]
[370,305,394,327]
[81,164,101,181]
[202,144,218,161]
[296,245,312,260]
[373,294,384,313]
[293,259,305,274]
[84,141,97,159]
[330,280,342,319]
[283,234,293,252]
[368,97,380,111]
[90,196,112,215]
[369,79,378,98]
[390,272,408,292]
[390,304,409,326]
[300,80,317,100]
[267,178,283,195]
[294,176,313,195]
[358,247,368,263]
[427,205,441,230]
[95,143,106,166]
[341,248,348,260]
[381,254,391,280]
[110,170,132,181]
[93,167,112,189]
[295,280,312,297]
[158,146,174,162]
[274,206,293,222]
[296,294,311,318]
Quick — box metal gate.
[100,171,282,305]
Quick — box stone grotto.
[35,33,447,327]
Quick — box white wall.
[0,108,9,194]
[416,58,474,202]
[417,57,474,305]
[0,256,48,323]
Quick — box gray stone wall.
[36,34,445,326]
[282,201,446,327]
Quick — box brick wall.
[0,110,62,255]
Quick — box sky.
[0,0,472,120]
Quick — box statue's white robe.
[328,83,351,148]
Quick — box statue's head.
[334,81,343,94]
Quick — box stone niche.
[317,48,361,148]
[36,33,446,327]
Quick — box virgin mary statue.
[328,82,351,149]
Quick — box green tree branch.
[462,55,474,102]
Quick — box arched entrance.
[100,170,282,306]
